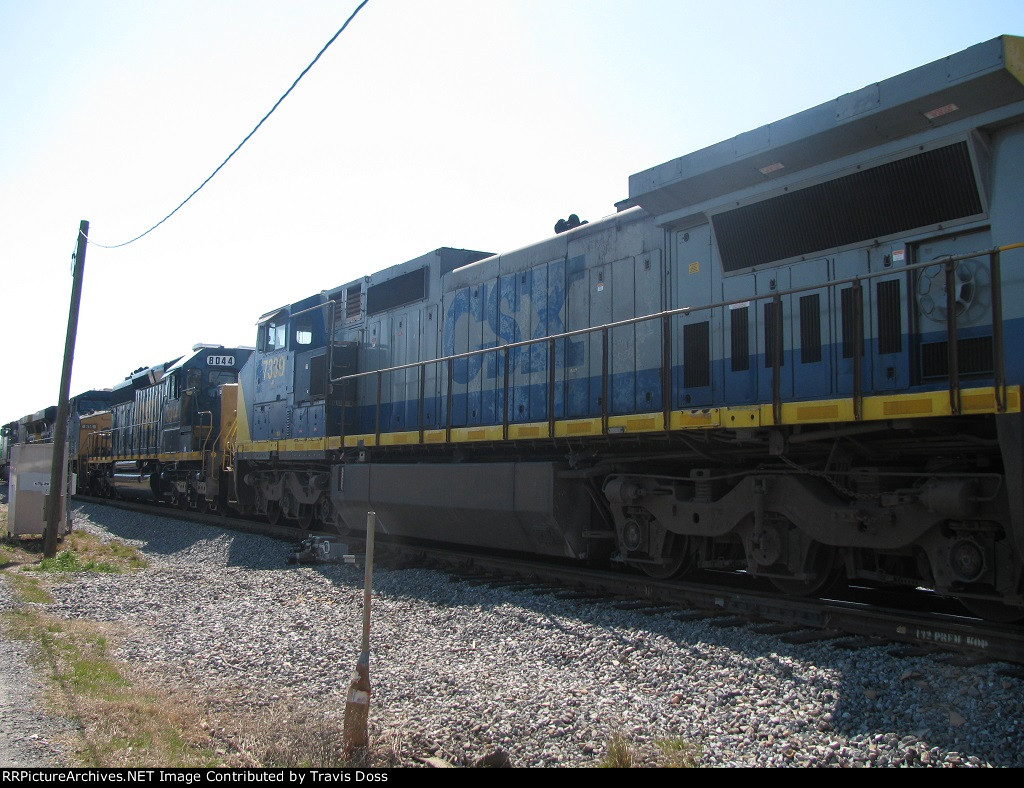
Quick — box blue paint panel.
[756,269,793,404]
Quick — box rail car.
[79,344,253,511]
[0,407,59,483]
[0,388,133,487]
[66,388,133,493]
[213,36,1024,620]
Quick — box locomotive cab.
[245,295,351,442]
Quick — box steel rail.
[72,495,1024,666]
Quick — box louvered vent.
[345,285,362,322]
[841,287,863,359]
[799,294,821,364]
[730,307,749,372]
[683,321,710,388]
[714,141,983,272]
[877,280,902,355]
[921,337,993,379]
[764,302,784,368]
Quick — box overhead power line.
[87,0,371,250]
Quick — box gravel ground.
[9,501,1024,767]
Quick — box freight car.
[218,36,1024,621]
[1,389,133,489]
[67,388,134,493]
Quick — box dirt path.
[0,487,71,767]
[0,581,71,766]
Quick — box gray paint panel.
[331,462,589,559]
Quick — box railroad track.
[70,495,1024,668]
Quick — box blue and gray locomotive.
[63,36,1024,621]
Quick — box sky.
[2,0,1023,422]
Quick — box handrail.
[222,419,238,471]
[323,243,1022,439]
[100,419,161,455]
[197,411,213,477]
[331,243,1024,384]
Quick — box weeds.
[656,737,700,768]
[598,731,700,768]
[32,550,119,574]
[599,732,638,768]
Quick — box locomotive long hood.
[625,35,1024,221]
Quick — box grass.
[598,732,701,768]
[27,531,149,574]
[656,737,701,768]
[599,732,639,768]
[6,571,54,604]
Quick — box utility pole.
[43,220,89,558]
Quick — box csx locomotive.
[72,37,1024,619]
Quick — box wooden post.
[343,510,376,749]
[43,220,88,558]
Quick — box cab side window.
[259,320,287,351]
[295,319,313,346]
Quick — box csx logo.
[207,355,236,367]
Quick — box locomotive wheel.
[638,535,694,580]
[196,497,209,515]
[266,501,282,526]
[959,597,1024,623]
[177,493,190,511]
[769,542,839,597]
[297,505,314,531]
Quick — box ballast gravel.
[22,503,1024,767]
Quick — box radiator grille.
[367,268,428,316]
[714,141,983,271]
